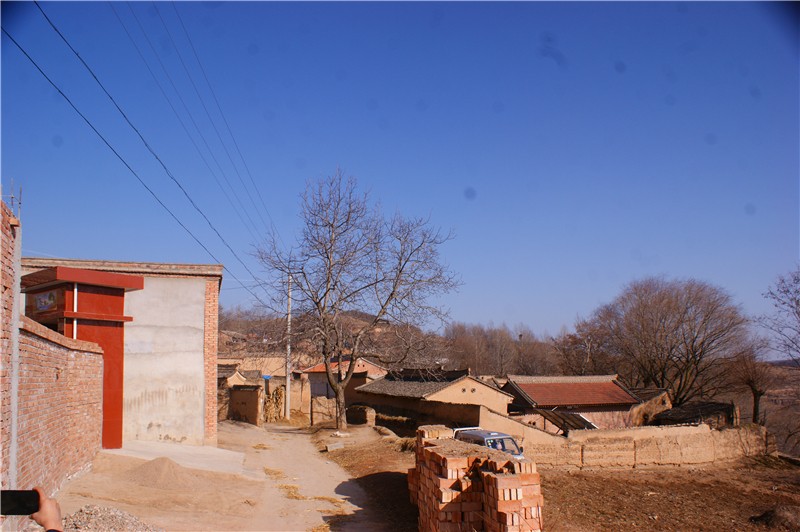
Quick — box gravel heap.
[62,505,163,532]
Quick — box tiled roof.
[301,357,387,376]
[217,363,239,379]
[506,375,639,408]
[507,374,619,384]
[628,387,670,402]
[240,370,263,383]
[651,401,735,426]
[21,257,223,278]
[355,368,472,399]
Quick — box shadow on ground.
[331,472,418,531]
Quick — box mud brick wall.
[409,425,544,532]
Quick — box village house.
[502,374,651,434]
[302,356,388,401]
[355,368,514,416]
[21,257,222,446]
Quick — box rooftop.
[505,375,640,408]
[22,257,223,278]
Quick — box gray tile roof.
[356,368,471,399]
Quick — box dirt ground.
[54,421,383,531]
[321,426,800,531]
[42,420,800,531]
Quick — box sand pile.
[124,457,202,490]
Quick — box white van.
[453,427,524,459]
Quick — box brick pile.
[408,425,544,532]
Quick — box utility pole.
[284,271,292,420]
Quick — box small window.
[471,388,476,393]
[462,388,466,393]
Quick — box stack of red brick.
[408,425,544,532]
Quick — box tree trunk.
[752,390,763,425]
[335,385,348,430]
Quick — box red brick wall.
[16,317,103,493]
[1,201,19,493]
[2,202,104,529]
[204,278,219,444]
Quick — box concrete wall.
[124,276,206,444]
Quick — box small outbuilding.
[22,258,222,446]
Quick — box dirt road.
[56,421,384,531]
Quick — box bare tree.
[727,336,775,424]
[589,278,748,406]
[550,319,618,376]
[256,171,459,428]
[514,325,560,376]
[760,267,800,367]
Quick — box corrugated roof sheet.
[537,409,597,432]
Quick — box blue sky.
[2,2,798,336]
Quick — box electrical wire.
[1,26,269,308]
[124,3,264,242]
[151,2,271,235]
[107,1,261,245]
[170,1,279,241]
[32,1,270,301]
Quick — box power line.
[151,2,271,235]
[32,1,270,301]
[170,1,279,240]
[123,3,264,239]
[107,1,261,245]
[1,26,268,307]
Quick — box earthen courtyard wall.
[363,394,771,469]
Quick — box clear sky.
[2,1,798,336]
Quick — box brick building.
[22,258,222,446]
[2,202,105,529]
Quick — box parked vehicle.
[452,427,524,459]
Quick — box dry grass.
[276,484,347,510]
[393,437,416,453]
[252,443,271,450]
[376,413,412,423]
[263,467,285,479]
[278,484,304,500]
[314,495,345,506]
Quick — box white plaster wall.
[123,277,205,444]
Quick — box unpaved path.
[56,421,384,531]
